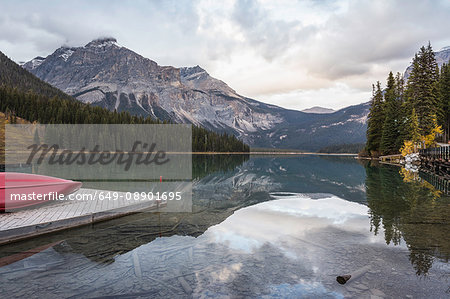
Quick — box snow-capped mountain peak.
[23,56,46,70]
[85,37,120,48]
[59,48,75,62]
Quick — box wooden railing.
[420,171,450,195]
[419,146,450,179]
[419,146,450,161]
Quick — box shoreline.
[249,152,357,156]
[1,151,361,157]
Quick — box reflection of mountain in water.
[2,155,367,265]
[1,194,448,298]
[195,155,367,209]
[1,156,449,297]
[73,154,250,192]
[192,154,250,180]
[364,161,450,276]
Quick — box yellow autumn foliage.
[422,119,443,148]
[399,168,441,199]
[399,167,417,182]
[400,118,443,156]
[400,140,415,156]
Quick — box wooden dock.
[379,154,403,165]
[0,188,163,245]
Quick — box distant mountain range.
[22,37,369,151]
[301,106,335,114]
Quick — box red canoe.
[0,240,64,267]
[0,172,82,211]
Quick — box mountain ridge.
[22,38,370,151]
[0,49,250,152]
[301,106,336,114]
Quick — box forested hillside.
[0,51,249,153]
[365,43,450,156]
[318,143,365,154]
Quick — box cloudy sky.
[1,0,449,111]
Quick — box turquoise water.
[0,155,449,298]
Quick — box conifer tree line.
[0,51,250,153]
[366,43,450,156]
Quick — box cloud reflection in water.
[205,193,389,256]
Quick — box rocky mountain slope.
[23,38,369,151]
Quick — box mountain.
[301,106,335,114]
[404,46,450,80]
[250,101,369,150]
[0,52,73,101]
[22,38,369,151]
[0,50,249,153]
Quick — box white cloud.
[258,83,371,111]
[0,0,449,110]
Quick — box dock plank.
[0,188,163,244]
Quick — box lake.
[0,155,449,298]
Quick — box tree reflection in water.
[192,154,250,179]
[364,160,450,276]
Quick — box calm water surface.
[0,155,449,298]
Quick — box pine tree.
[394,73,406,149]
[405,43,439,135]
[438,63,450,142]
[381,72,403,154]
[366,81,385,155]
[408,108,421,144]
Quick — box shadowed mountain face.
[23,38,369,151]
